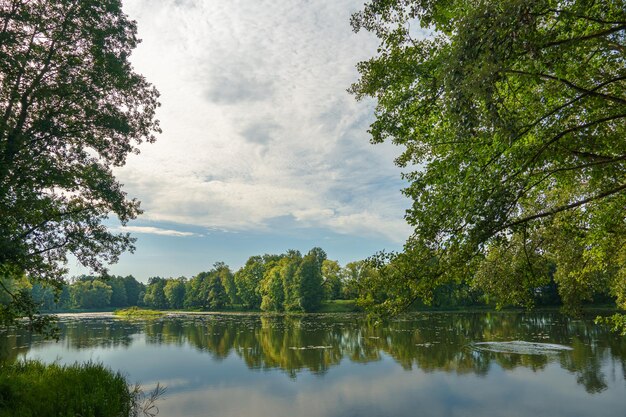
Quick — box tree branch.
[507,70,626,106]
[501,183,626,231]
[542,24,626,48]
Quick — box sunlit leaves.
[351,0,626,315]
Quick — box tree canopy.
[351,0,626,314]
[0,0,160,329]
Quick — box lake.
[2,312,625,417]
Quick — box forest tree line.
[15,248,377,312]
[9,245,612,314]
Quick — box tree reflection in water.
[2,312,624,393]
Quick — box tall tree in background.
[260,264,284,311]
[0,0,160,329]
[164,278,186,310]
[234,256,265,310]
[351,1,625,315]
[321,259,342,300]
[143,277,167,309]
[297,248,326,312]
[281,250,302,311]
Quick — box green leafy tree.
[474,232,553,309]
[184,264,233,310]
[234,256,265,309]
[207,274,228,310]
[70,279,112,309]
[0,0,160,330]
[351,0,626,315]
[137,290,146,307]
[260,265,284,312]
[183,273,203,309]
[342,260,376,300]
[213,262,237,305]
[321,259,343,300]
[281,250,302,311]
[30,283,57,311]
[108,277,128,307]
[297,248,326,312]
[143,277,168,309]
[164,278,186,310]
[122,275,144,306]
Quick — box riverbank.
[44,301,621,317]
[44,299,362,315]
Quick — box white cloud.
[119,0,412,243]
[120,226,198,237]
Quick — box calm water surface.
[2,312,626,417]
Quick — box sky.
[70,0,412,281]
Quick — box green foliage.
[595,313,626,336]
[215,262,239,305]
[0,0,160,331]
[123,276,146,307]
[207,273,228,310]
[474,231,553,309]
[350,0,626,315]
[142,278,168,310]
[114,307,164,319]
[321,260,342,300]
[234,256,265,309]
[163,278,186,310]
[0,265,59,337]
[109,277,129,307]
[184,263,233,310]
[70,279,112,309]
[281,250,303,311]
[0,360,133,417]
[260,265,284,312]
[342,260,377,300]
[297,248,326,312]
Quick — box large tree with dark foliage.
[351,0,625,317]
[0,0,160,330]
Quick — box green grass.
[114,306,164,319]
[0,360,133,417]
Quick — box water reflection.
[2,312,624,394]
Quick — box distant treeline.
[15,246,597,314]
[24,248,373,312]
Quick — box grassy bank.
[0,360,134,417]
[114,307,165,319]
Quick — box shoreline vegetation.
[114,307,165,319]
[22,246,623,321]
[0,360,164,417]
[55,302,621,319]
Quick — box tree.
[260,264,284,311]
[70,279,112,309]
[164,278,186,310]
[342,260,376,300]
[234,256,265,309]
[351,0,626,315]
[183,273,204,309]
[122,275,144,306]
[207,273,228,310]
[0,0,160,329]
[321,259,342,300]
[297,248,326,312]
[108,276,128,307]
[213,262,238,305]
[281,250,302,311]
[143,277,168,309]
